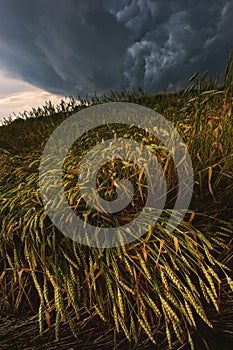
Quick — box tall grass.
[0,54,232,349]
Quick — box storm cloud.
[0,0,232,97]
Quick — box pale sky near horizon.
[0,0,232,124]
[0,70,62,123]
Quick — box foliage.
[0,53,232,349]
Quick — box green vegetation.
[0,54,232,349]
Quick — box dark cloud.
[0,0,232,96]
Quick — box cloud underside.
[0,0,232,97]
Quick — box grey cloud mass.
[0,0,232,97]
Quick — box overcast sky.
[0,0,232,122]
